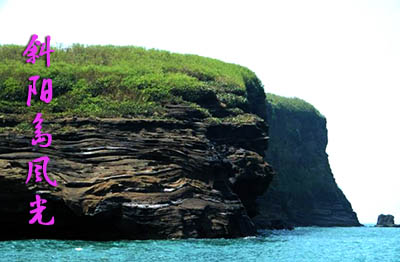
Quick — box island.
[0,45,360,240]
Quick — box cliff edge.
[254,94,360,228]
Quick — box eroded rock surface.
[0,114,273,240]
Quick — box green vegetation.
[266,93,323,117]
[0,44,265,121]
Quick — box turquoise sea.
[1,226,399,262]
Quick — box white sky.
[1,0,399,224]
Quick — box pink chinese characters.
[26,76,52,107]
[23,34,57,226]
[32,113,52,147]
[29,194,55,226]
[26,156,57,187]
[22,34,54,67]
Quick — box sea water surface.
[1,226,399,262]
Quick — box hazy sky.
[1,0,399,224]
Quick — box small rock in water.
[376,214,397,227]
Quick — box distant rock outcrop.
[376,214,399,227]
[254,94,361,229]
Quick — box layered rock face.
[254,95,360,229]
[0,111,273,240]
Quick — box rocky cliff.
[0,112,273,240]
[0,45,361,240]
[254,94,360,229]
[0,45,276,240]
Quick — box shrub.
[0,44,267,120]
[217,93,248,110]
[0,77,26,102]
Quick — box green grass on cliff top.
[0,44,264,120]
[266,93,323,117]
